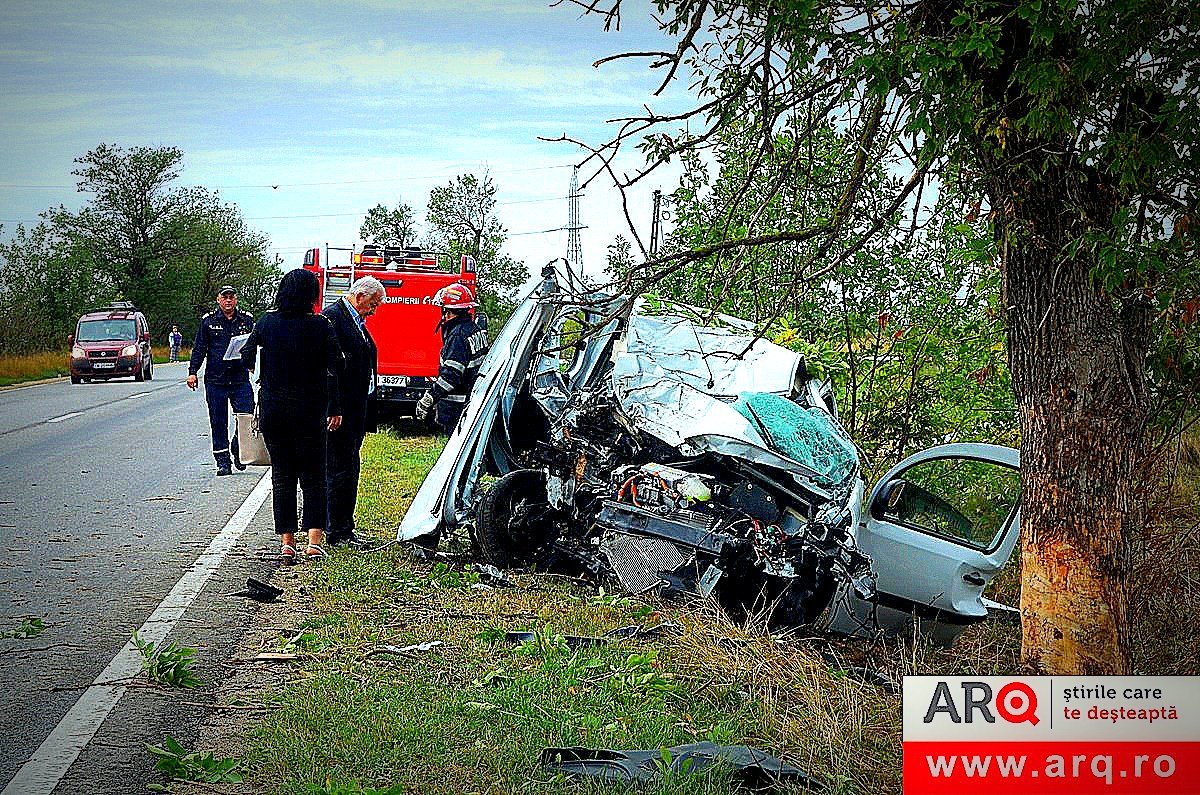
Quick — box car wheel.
[71,375,81,384]
[476,469,556,569]
[146,360,153,380]
[134,361,145,382]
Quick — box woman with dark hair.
[241,269,343,561]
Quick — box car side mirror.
[67,334,75,347]
[143,332,150,342]
[870,478,907,519]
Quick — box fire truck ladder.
[322,244,358,309]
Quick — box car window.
[77,319,136,342]
[876,458,1021,550]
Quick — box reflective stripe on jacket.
[430,314,488,428]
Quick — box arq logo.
[923,680,1040,725]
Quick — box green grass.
[229,425,1199,795]
[239,427,888,794]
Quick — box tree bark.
[990,151,1149,674]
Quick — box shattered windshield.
[733,393,858,488]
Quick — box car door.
[825,442,1021,645]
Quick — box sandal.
[305,544,327,561]
[281,543,298,564]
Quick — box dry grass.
[0,346,190,386]
[1129,444,1200,674]
[0,350,69,385]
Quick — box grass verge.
[0,350,69,385]
[204,426,1198,795]
[0,346,189,386]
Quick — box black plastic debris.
[540,742,822,790]
[603,622,682,640]
[840,665,899,694]
[505,631,607,650]
[231,577,283,603]
[505,622,681,650]
[820,652,900,695]
[407,543,459,564]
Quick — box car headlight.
[72,346,86,359]
[121,344,138,357]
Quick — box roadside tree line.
[0,144,278,355]
[358,172,529,327]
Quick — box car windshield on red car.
[77,319,136,342]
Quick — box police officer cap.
[217,285,237,296]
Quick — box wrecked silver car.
[400,265,1022,643]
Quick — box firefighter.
[187,285,255,475]
[415,283,488,431]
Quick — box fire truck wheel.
[476,469,557,569]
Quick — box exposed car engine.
[470,312,876,627]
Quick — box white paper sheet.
[223,332,251,361]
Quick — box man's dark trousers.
[327,425,366,538]
[205,381,254,466]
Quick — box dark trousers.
[262,414,327,534]
[204,381,254,465]
[326,425,366,537]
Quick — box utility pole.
[566,167,584,269]
[649,189,663,257]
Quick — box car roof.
[79,310,138,320]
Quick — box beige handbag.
[235,405,271,466]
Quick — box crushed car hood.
[611,311,852,491]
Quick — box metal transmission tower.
[566,167,584,269]
[650,189,664,257]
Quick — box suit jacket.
[322,298,378,437]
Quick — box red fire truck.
[302,244,480,416]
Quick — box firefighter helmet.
[432,282,477,310]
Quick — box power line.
[0,162,576,191]
[3,194,574,225]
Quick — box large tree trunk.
[991,155,1151,674]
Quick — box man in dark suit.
[322,276,384,546]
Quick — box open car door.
[825,443,1021,645]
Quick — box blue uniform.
[429,314,488,430]
[189,309,255,467]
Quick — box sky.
[0,0,687,282]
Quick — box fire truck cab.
[302,244,481,416]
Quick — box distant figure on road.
[241,269,342,562]
[168,326,183,362]
[187,286,255,476]
[322,276,382,547]
[415,282,488,432]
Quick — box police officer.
[415,283,488,431]
[188,285,255,475]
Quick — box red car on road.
[68,302,154,383]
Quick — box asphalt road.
[0,363,281,794]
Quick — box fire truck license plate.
[380,376,408,387]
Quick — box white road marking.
[45,411,84,423]
[2,472,272,795]
[125,391,152,399]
